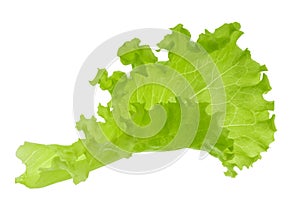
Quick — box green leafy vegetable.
[16,22,276,188]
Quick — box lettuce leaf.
[16,22,276,188]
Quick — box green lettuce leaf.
[16,22,276,188]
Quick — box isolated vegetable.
[16,22,276,188]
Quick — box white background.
[1,0,299,198]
